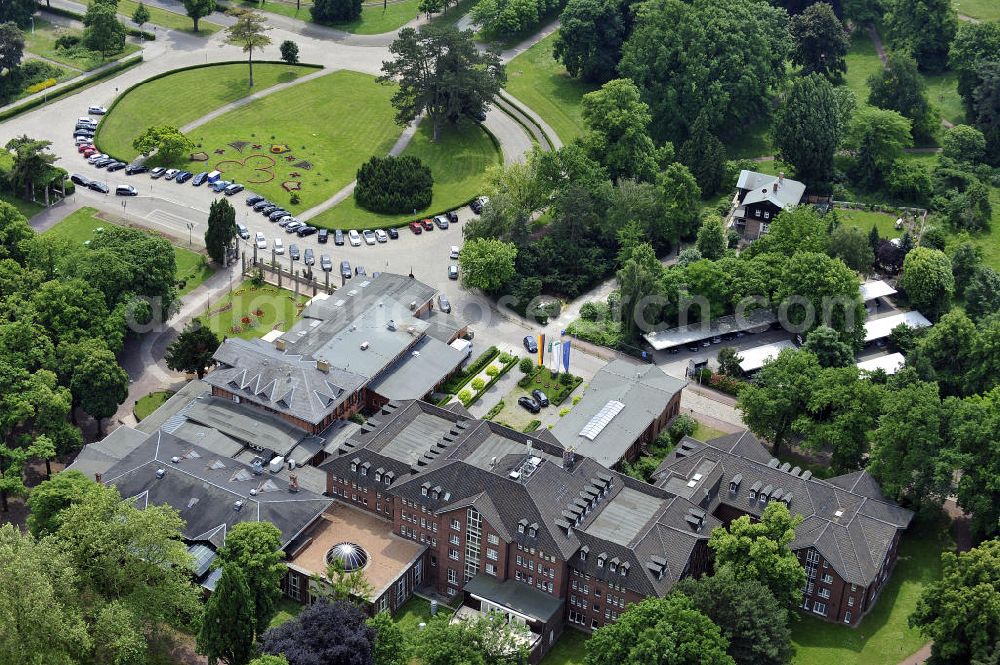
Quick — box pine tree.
[678,115,727,197]
[204,198,237,264]
[197,565,256,665]
[868,224,880,253]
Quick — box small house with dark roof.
[653,431,914,625]
[732,170,806,240]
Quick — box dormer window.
[580,550,588,562]
[749,490,756,501]
[374,471,382,482]
[421,486,428,496]
[620,565,627,577]
[350,462,358,472]
[529,527,536,537]
[608,562,617,573]
[432,490,440,499]
[384,475,391,486]
[518,524,525,534]
[597,554,606,568]
[360,463,369,476]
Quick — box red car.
[421,218,434,231]
[82,148,98,158]
[78,144,94,153]
[409,220,423,234]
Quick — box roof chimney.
[95,472,103,483]
[773,182,778,192]
[275,339,286,351]
[316,359,330,373]
[289,474,300,493]
[778,171,785,183]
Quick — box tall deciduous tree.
[164,322,221,379]
[0,0,34,26]
[580,78,661,182]
[949,21,1000,111]
[585,595,735,665]
[678,115,727,197]
[26,470,98,538]
[617,242,661,341]
[964,266,1000,322]
[205,197,237,264]
[131,2,150,29]
[737,348,819,455]
[675,566,793,665]
[847,107,913,190]
[941,124,986,165]
[828,224,874,275]
[868,53,936,142]
[802,325,854,368]
[83,3,126,58]
[658,161,701,243]
[899,246,954,321]
[773,74,843,185]
[776,252,866,346]
[0,22,25,72]
[909,538,1000,664]
[216,521,286,638]
[132,125,194,165]
[971,60,1000,164]
[949,240,981,297]
[789,2,847,81]
[311,0,362,23]
[4,135,59,201]
[260,599,375,665]
[458,237,517,293]
[553,0,628,83]
[379,26,505,142]
[70,346,128,435]
[695,215,727,260]
[619,0,790,144]
[197,565,256,665]
[708,502,807,608]
[885,0,957,73]
[367,611,408,665]
[225,8,271,87]
[949,388,1000,540]
[183,0,216,32]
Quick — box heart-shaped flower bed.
[215,154,277,184]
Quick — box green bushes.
[485,400,505,420]
[311,0,362,23]
[472,0,562,36]
[354,155,433,214]
[0,60,66,105]
[667,414,697,444]
[442,346,499,394]
[55,34,82,50]
[518,367,582,405]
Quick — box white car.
[273,238,284,254]
[164,169,179,180]
[374,229,388,243]
[78,116,94,124]
[87,105,107,115]
[255,232,266,250]
[362,229,376,245]
[450,245,460,259]
[348,229,361,247]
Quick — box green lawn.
[189,70,398,213]
[692,420,726,443]
[0,190,45,219]
[196,281,308,339]
[134,391,174,420]
[923,70,965,126]
[833,209,903,240]
[222,0,313,20]
[330,0,420,35]
[541,628,588,665]
[790,513,953,665]
[504,32,598,144]
[310,119,500,229]
[95,63,314,160]
[268,597,304,629]
[843,31,883,107]
[23,17,140,71]
[953,0,1000,20]
[44,207,216,293]
[118,0,222,34]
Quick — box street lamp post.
[186,222,195,247]
[30,17,34,34]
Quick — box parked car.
[77,116,94,124]
[470,196,488,214]
[210,180,231,192]
[93,157,114,168]
[192,172,209,186]
[268,209,289,221]
[317,229,329,243]
[409,221,423,234]
[88,181,109,193]
[421,218,434,231]
[340,260,352,279]
[224,183,244,196]
[236,223,250,240]
[362,229,376,245]
[531,389,549,407]
[273,238,284,254]
[254,232,266,249]
[446,210,458,224]
[77,143,94,153]
[523,336,538,353]
[277,217,294,227]
[246,195,264,206]
[149,167,166,178]
[175,171,194,183]
[711,335,722,344]
[70,173,90,186]
[289,244,300,260]
[355,265,366,276]
[115,184,137,196]
[334,229,345,245]
[296,226,317,237]
[87,105,107,115]
[320,254,332,272]
[348,230,361,246]
[434,215,449,229]
[254,201,273,212]
[447,265,458,280]
[686,344,699,353]
[125,163,148,175]
[387,227,399,239]
[73,130,95,139]
[374,229,388,243]
[303,248,315,266]
[82,148,98,159]
[87,153,108,164]
[284,221,303,232]
[106,161,126,172]
[437,294,451,313]
[163,169,179,180]
[449,245,460,259]
[517,396,541,414]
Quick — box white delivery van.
[206,170,222,183]
[450,339,473,360]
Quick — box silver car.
[362,229,376,245]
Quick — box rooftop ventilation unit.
[767,458,780,468]
[155,468,166,479]
[509,470,521,480]
[360,341,369,351]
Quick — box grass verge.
[196,281,308,340]
[118,0,222,34]
[134,391,174,420]
[328,0,420,34]
[540,628,588,665]
[24,17,141,71]
[309,119,499,229]
[0,190,45,219]
[95,63,313,161]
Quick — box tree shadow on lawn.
[790,510,952,664]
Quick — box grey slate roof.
[367,335,466,400]
[550,359,686,467]
[736,170,805,209]
[653,431,913,587]
[66,425,148,480]
[464,574,564,622]
[101,430,332,547]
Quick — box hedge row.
[0,54,143,122]
[355,155,433,214]
[460,354,519,407]
[442,345,499,394]
[38,3,157,39]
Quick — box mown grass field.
[953,0,1000,20]
[504,32,598,144]
[196,281,308,340]
[310,119,500,229]
[95,63,313,160]
[223,0,418,33]
[24,17,141,71]
[118,0,222,34]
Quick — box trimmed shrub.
[522,419,541,433]
[471,377,486,391]
[25,78,57,94]
[667,414,697,444]
[458,389,472,403]
[485,365,499,377]
[354,155,433,214]
[519,358,534,375]
[311,0,363,23]
[55,34,81,49]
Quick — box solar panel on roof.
[579,401,626,440]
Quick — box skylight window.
[579,401,625,440]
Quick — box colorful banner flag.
[551,340,561,373]
[537,333,545,366]
[562,340,571,374]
